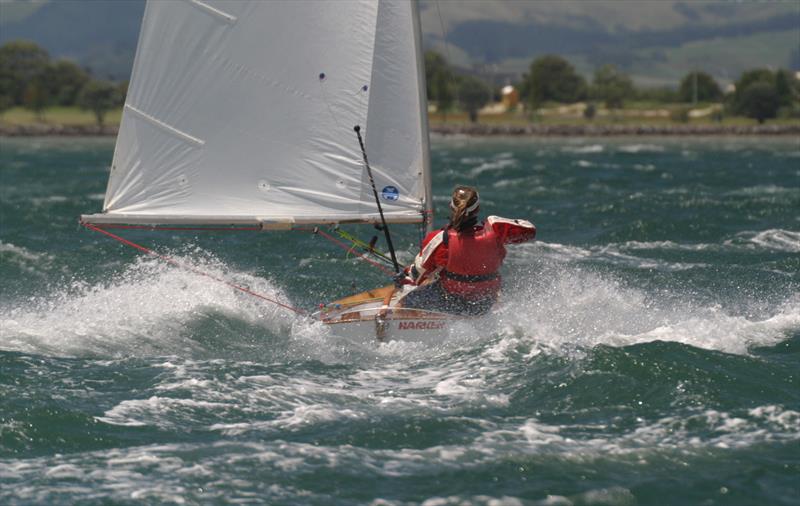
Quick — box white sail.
[83,0,430,226]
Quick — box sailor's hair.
[449,185,479,230]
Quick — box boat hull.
[318,285,458,343]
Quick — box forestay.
[82,0,431,226]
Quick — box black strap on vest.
[441,270,499,283]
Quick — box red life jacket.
[441,224,505,300]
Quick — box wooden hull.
[318,285,458,342]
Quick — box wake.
[0,253,304,358]
[1,242,797,359]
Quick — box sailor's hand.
[393,270,414,287]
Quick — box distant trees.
[0,41,50,104]
[2,39,799,127]
[731,68,797,123]
[42,60,89,106]
[22,77,48,120]
[419,50,800,126]
[519,55,587,109]
[458,75,491,122]
[0,40,124,125]
[425,51,455,119]
[736,83,780,124]
[591,64,634,110]
[78,80,121,126]
[678,71,722,103]
[424,51,490,122]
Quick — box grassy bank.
[1,105,798,135]
[0,106,123,127]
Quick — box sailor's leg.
[400,282,450,312]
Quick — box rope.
[294,227,396,276]
[82,222,307,316]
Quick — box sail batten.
[123,104,206,146]
[94,0,429,227]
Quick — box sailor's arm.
[398,229,447,285]
[487,216,536,244]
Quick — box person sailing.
[397,185,536,316]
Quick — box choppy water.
[1,136,798,505]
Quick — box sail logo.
[381,186,399,201]
[398,321,445,330]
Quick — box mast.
[412,0,434,234]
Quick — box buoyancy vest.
[440,224,505,300]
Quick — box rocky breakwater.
[431,123,800,137]
[0,124,119,136]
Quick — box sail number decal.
[381,186,399,201]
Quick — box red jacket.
[407,216,536,300]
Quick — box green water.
[1,136,799,505]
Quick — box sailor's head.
[449,185,480,230]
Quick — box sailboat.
[81,0,453,342]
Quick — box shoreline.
[430,123,800,137]
[1,123,799,137]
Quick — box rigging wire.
[81,222,308,316]
[81,220,397,316]
[434,0,452,65]
[434,0,459,105]
[294,226,395,276]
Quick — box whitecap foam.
[0,241,54,275]
[561,144,604,154]
[725,185,797,197]
[0,251,302,358]
[617,144,665,154]
[500,251,799,355]
[530,241,707,271]
[736,229,800,253]
[30,195,69,206]
[468,158,517,177]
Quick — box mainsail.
[82,0,431,226]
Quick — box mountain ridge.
[1,0,797,86]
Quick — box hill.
[1,0,798,86]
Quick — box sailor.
[398,185,536,316]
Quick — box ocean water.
[0,136,798,505]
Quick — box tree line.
[0,41,124,125]
[427,52,800,124]
[2,40,797,126]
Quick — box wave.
[1,236,797,361]
[467,158,517,177]
[0,252,304,358]
[617,143,666,154]
[731,229,800,253]
[529,241,707,271]
[561,144,604,154]
[537,232,800,259]
[2,403,796,504]
[496,258,799,355]
[724,185,798,197]
[0,241,54,275]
